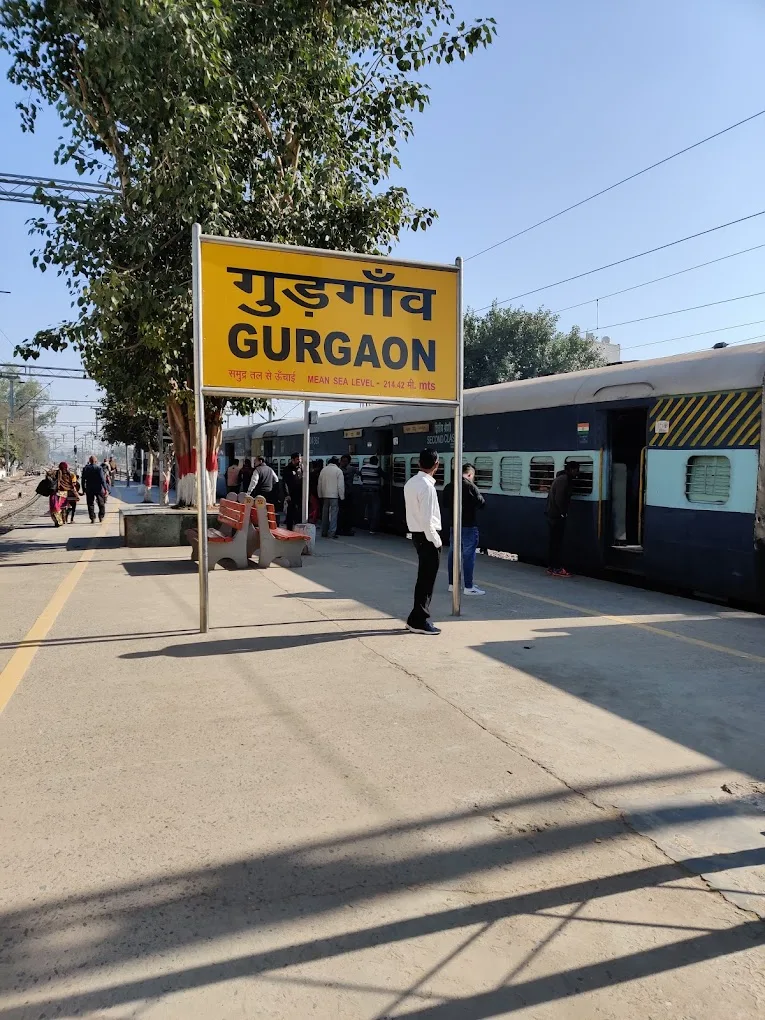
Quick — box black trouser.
[407,532,441,629]
[548,516,566,570]
[338,493,354,534]
[86,491,106,521]
[285,491,301,531]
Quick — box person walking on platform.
[546,460,580,577]
[360,455,384,533]
[226,458,240,493]
[82,455,108,523]
[65,468,82,523]
[338,454,357,535]
[101,459,112,489]
[443,462,486,595]
[404,449,442,635]
[318,457,344,539]
[48,462,74,527]
[283,452,303,531]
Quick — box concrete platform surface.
[1,492,764,1019]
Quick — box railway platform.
[1,486,764,1019]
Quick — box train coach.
[222,343,765,606]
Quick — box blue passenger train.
[222,343,765,606]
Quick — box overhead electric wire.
[466,107,765,262]
[588,288,765,332]
[477,208,765,312]
[620,317,765,352]
[635,330,765,356]
[552,242,765,315]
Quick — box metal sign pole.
[192,222,210,633]
[301,400,310,523]
[451,256,464,616]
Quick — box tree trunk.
[166,395,222,507]
[141,449,155,503]
[161,444,173,505]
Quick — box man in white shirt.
[318,457,345,539]
[403,449,442,635]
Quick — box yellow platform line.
[346,542,765,666]
[0,520,109,716]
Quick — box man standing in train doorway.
[546,460,580,577]
[404,449,442,635]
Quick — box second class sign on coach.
[199,238,459,402]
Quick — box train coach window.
[686,455,730,504]
[473,455,494,490]
[566,456,593,496]
[410,459,420,478]
[434,462,445,488]
[529,456,555,492]
[500,456,522,493]
[392,457,407,485]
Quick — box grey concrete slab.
[0,500,764,1018]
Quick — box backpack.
[36,476,55,497]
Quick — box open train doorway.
[608,407,648,557]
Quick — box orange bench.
[251,496,306,567]
[185,497,252,569]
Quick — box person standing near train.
[404,449,442,635]
[546,460,580,577]
[443,462,486,595]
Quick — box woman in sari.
[49,462,75,527]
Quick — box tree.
[463,304,607,389]
[1,1,495,504]
[0,375,57,470]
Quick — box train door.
[606,408,648,565]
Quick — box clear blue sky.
[2,0,765,445]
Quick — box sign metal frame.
[192,224,464,632]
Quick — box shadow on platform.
[121,628,402,659]
[0,779,762,1020]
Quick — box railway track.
[0,476,44,527]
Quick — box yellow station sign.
[199,238,459,402]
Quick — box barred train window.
[529,456,555,492]
[473,455,494,490]
[500,455,522,493]
[392,457,407,485]
[566,456,594,496]
[410,458,420,478]
[685,456,730,504]
[434,461,445,488]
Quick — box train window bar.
[685,455,730,504]
[473,455,494,490]
[565,456,594,496]
[500,455,522,493]
[529,455,555,493]
[392,457,407,486]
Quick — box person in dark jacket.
[238,458,253,494]
[338,454,358,535]
[282,452,303,530]
[546,461,580,576]
[443,462,486,594]
[81,455,108,523]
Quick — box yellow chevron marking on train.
[695,391,737,447]
[659,395,704,447]
[699,390,747,447]
[714,392,759,447]
[672,394,720,447]
[725,394,761,446]
[741,420,761,446]
[348,543,765,666]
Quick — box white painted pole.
[192,223,209,633]
[451,257,464,616]
[302,400,310,523]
